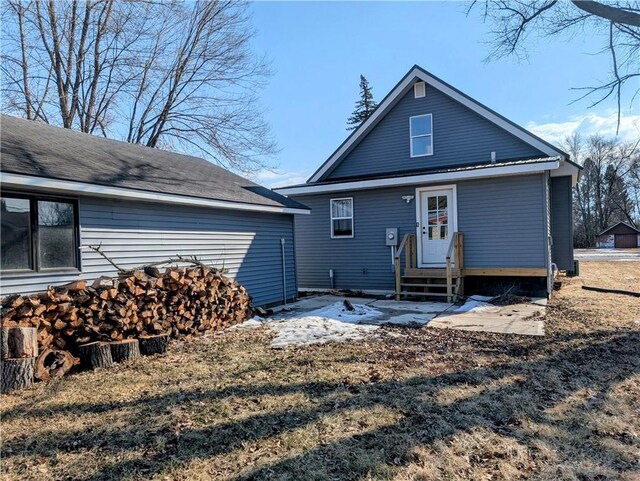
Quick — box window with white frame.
[410,114,433,157]
[330,198,353,238]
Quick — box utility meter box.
[385,228,398,247]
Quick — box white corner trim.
[308,67,565,183]
[1,173,310,215]
[276,160,560,196]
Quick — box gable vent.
[414,81,426,99]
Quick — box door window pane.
[38,200,76,269]
[1,197,32,270]
[438,196,447,209]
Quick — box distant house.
[275,65,581,299]
[0,115,309,306]
[596,222,640,248]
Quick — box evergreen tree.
[346,75,378,131]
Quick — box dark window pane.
[333,219,353,237]
[38,200,76,269]
[1,197,32,270]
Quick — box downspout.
[281,238,287,305]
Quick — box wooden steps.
[397,291,449,297]
[394,232,464,302]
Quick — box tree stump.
[1,327,38,359]
[78,342,113,370]
[35,349,79,381]
[139,334,169,355]
[1,357,35,393]
[110,339,140,363]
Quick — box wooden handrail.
[394,233,412,260]
[446,232,459,261]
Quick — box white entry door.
[417,187,457,267]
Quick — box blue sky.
[248,1,640,187]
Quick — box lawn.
[1,261,638,481]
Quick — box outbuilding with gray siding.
[1,115,309,306]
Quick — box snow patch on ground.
[268,316,380,348]
[233,302,383,348]
[454,295,495,313]
[304,302,383,323]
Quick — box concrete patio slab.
[429,300,545,336]
[237,294,546,348]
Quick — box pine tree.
[346,75,378,131]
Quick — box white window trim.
[409,114,433,158]
[414,81,426,98]
[330,197,354,239]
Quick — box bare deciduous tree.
[570,133,640,246]
[1,0,276,173]
[468,1,640,134]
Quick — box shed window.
[330,198,353,238]
[410,114,433,157]
[1,194,79,272]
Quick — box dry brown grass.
[2,261,639,481]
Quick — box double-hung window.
[330,198,353,238]
[1,193,79,272]
[410,114,433,157]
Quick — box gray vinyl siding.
[550,176,574,271]
[323,87,545,181]
[1,196,297,306]
[292,174,546,291]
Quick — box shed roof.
[597,222,640,236]
[0,115,308,212]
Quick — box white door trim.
[415,184,458,267]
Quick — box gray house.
[275,66,581,300]
[1,115,309,306]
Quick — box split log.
[139,334,169,356]
[78,342,113,369]
[1,327,38,359]
[343,300,355,311]
[110,339,140,363]
[1,357,35,393]
[35,349,78,381]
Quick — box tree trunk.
[139,334,169,356]
[35,348,79,381]
[110,339,140,362]
[1,327,38,359]
[78,342,113,369]
[1,357,35,393]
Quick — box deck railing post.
[446,257,453,303]
[395,256,401,301]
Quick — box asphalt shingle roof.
[0,115,307,211]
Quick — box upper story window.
[410,114,433,157]
[330,198,354,238]
[1,194,79,272]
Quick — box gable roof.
[308,65,570,183]
[0,115,308,214]
[597,222,640,236]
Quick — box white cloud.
[250,169,311,189]
[527,112,640,148]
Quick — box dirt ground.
[1,261,638,481]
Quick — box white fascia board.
[276,160,560,196]
[308,67,565,183]
[1,173,310,215]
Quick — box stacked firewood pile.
[0,264,252,392]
